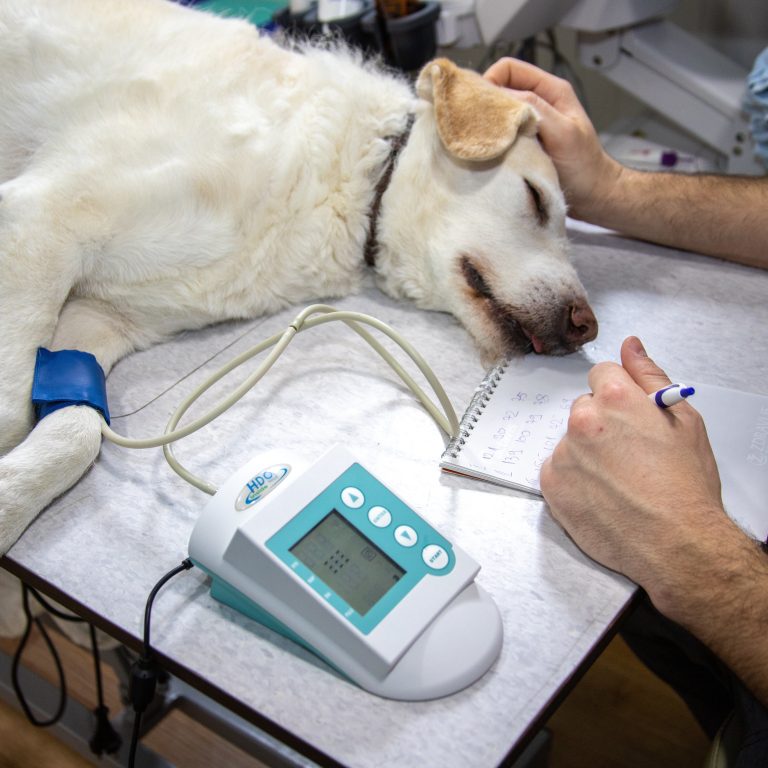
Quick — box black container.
[274,2,376,51]
[272,5,313,35]
[361,2,440,72]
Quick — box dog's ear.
[416,58,538,162]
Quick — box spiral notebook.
[440,355,768,541]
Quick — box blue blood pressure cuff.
[31,347,110,424]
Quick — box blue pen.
[649,383,695,408]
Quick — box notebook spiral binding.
[442,359,509,459]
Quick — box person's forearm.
[649,520,768,708]
[581,166,768,270]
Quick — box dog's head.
[376,58,597,360]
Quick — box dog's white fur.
[0,0,597,573]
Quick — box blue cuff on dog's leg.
[31,348,110,424]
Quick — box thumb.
[620,336,672,394]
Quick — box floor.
[0,618,710,768]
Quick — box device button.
[394,525,418,548]
[341,487,365,509]
[368,506,391,528]
[422,544,449,570]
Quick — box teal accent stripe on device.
[204,571,349,680]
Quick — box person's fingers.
[483,57,547,90]
[483,57,579,113]
[494,87,564,128]
[485,83,585,165]
[567,391,594,419]
[620,336,674,395]
[586,360,631,403]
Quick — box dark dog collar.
[363,114,415,268]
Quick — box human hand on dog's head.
[483,57,623,224]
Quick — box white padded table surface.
[5,224,768,767]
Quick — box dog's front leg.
[0,297,137,556]
[0,294,138,637]
[0,404,104,638]
[0,405,104,556]
[0,186,87,455]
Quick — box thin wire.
[110,319,266,419]
[101,325,297,450]
[101,305,458,495]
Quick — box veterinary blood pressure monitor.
[189,445,502,700]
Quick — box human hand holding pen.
[540,336,768,707]
[540,336,723,603]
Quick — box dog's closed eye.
[461,256,493,299]
[524,179,548,226]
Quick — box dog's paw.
[0,405,103,555]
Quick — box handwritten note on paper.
[475,390,575,490]
[440,355,593,495]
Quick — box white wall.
[557,0,768,131]
[437,0,767,156]
[669,0,768,68]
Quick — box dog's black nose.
[565,302,598,346]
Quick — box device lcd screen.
[290,510,405,616]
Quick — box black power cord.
[128,558,194,768]
[88,623,122,755]
[10,583,121,754]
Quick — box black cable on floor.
[10,583,121,754]
[10,584,70,726]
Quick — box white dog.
[0,0,597,566]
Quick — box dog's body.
[0,0,597,560]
